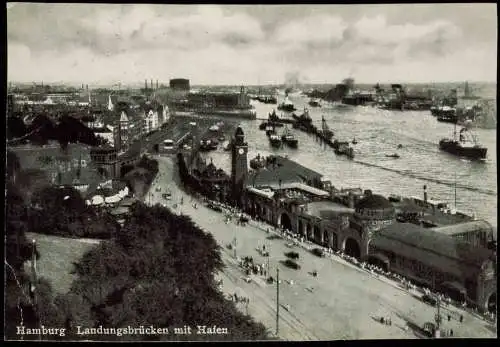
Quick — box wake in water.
[351,159,496,196]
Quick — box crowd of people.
[160,190,497,328]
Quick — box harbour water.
[200,94,497,227]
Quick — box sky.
[7,3,498,85]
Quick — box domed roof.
[355,194,393,209]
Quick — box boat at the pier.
[385,153,400,159]
[250,154,267,170]
[281,127,298,148]
[319,116,334,140]
[433,106,458,123]
[439,122,487,160]
[269,134,282,148]
[278,97,297,112]
[265,124,276,137]
[334,140,355,158]
[199,138,218,152]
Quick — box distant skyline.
[7,3,498,85]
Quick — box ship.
[199,138,218,152]
[433,106,458,123]
[269,133,282,148]
[278,97,296,112]
[265,123,276,137]
[281,127,298,148]
[319,116,334,140]
[439,122,487,160]
[308,98,321,107]
[250,154,267,170]
[333,140,355,159]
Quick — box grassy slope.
[24,232,101,294]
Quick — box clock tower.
[231,125,248,201]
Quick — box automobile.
[285,251,300,260]
[422,294,438,307]
[311,248,324,257]
[285,242,295,248]
[244,277,252,283]
[282,259,301,270]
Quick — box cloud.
[7,4,497,84]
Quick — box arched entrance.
[367,254,389,272]
[314,225,321,243]
[344,237,361,259]
[331,232,338,251]
[306,223,312,240]
[280,212,292,232]
[487,292,496,313]
[323,230,329,247]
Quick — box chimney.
[423,185,427,203]
[145,79,148,90]
[151,79,153,90]
[156,80,158,90]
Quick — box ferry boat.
[269,134,282,148]
[250,154,267,170]
[334,140,354,158]
[439,122,487,160]
[320,116,334,140]
[278,97,296,112]
[281,127,298,148]
[433,106,458,123]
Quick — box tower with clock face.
[231,125,248,199]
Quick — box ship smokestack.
[423,185,427,203]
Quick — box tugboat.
[352,137,358,145]
[434,106,458,123]
[439,121,487,160]
[334,140,355,159]
[268,110,284,127]
[278,96,296,112]
[269,133,282,148]
[320,116,334,140]
[281,127,298,148]
[385,153,400,159]
[250,154,267,170]
[265,123,276,137]
[199,139,218,152]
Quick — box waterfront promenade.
[146,155,496,340]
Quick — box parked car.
[422,294,438,307]
[311,248,324,257]
[282,259,301,270]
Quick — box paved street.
[145,155,496,340]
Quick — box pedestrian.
[450,329,453,337]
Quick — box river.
[198,94,497,227]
